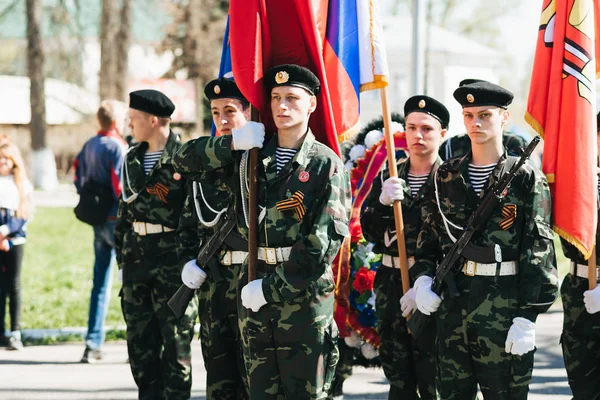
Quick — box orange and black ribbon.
[147,183,169,203]
[499,204,516,230]
[276,190,306,220]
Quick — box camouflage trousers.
[561,273,600,400]
[374,267,437,400]
[328,339,354,398]
[237,266,339,399]
[121,249,198,400]
[197,260,248,400]
[435,274,533,400]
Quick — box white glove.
[118,268,123,283]
[379,177,406,206]
[584,285,600,314]
[505,317,536,355]
[232,121,265,150]
[241,278,268,312]
[413,275,441,315]
[181,259,207,289]
[399,288,417,318]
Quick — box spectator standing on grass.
[73,100,128,363]
[0,141,33,351]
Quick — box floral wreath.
[333,115,407,359]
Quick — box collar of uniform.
[261,129,315,169]
[400,155,442,202]
[447,150,471,172]
[293,129,315,167]
[153,130,180,171]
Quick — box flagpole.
[589,246,597,290]
[247,108,260,283]
[380,86,410,296]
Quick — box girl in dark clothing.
[0,141,33,350]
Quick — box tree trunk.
[99,0,118,99]
[26,0,58,190]
[115,0,131,102]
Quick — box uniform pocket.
[534,218,554,240]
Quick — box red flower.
[352,267,375,293]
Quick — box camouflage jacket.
[114,131,186,266]
[361,157,441,263]
[173,130,352,303]
[561,188,600,265]
[175,162,247,266]
[439,133,528,161]
[414,151,558,321]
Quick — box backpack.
[74,182,114,226]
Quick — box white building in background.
[359,16,504,135]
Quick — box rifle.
[168,207,238,318]
[407,136,540,338]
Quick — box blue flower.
[358,307,377,328]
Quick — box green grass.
[19,207,124,330]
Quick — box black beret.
[129,89,175,118]
[458,78,485,87]
[404,95,450,129]
[266,64,321,96]
[453,80,514,109]
[204,78,247,102]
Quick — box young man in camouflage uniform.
[173,64,351,399]
[412,80,558,400]
[560,112,600,400]
[175,77,250,399]
[114,90,198,400]
[361,95,449,399]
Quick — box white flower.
[391,121,404,134]
[361,342,379,359]
[364,129,384,149]
[344,331,362,348]
[367,290,376,310]
[345,160,354,172]
[349,144,366,161]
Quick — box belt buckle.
[221,250,232,266]
[136,222,147,236]
[261,247,278,265]
[463,260,477,277]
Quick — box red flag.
[526,0,600,258]
[229,0,353,155]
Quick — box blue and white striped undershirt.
[275,147,297,172]
[407,173,428,198]
[468,163,496,194]
[143,151,163,175]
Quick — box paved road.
[0,309,571,400]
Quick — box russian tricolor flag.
[224,0,389,155]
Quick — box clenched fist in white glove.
[505,317,536,355]
[379,177,406,206]
[584,285,600,314]
[399,288,417,318]
[232,121,265,150]
[413,275,441,315]
[241,279,268,312]
[181,259,207,289]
